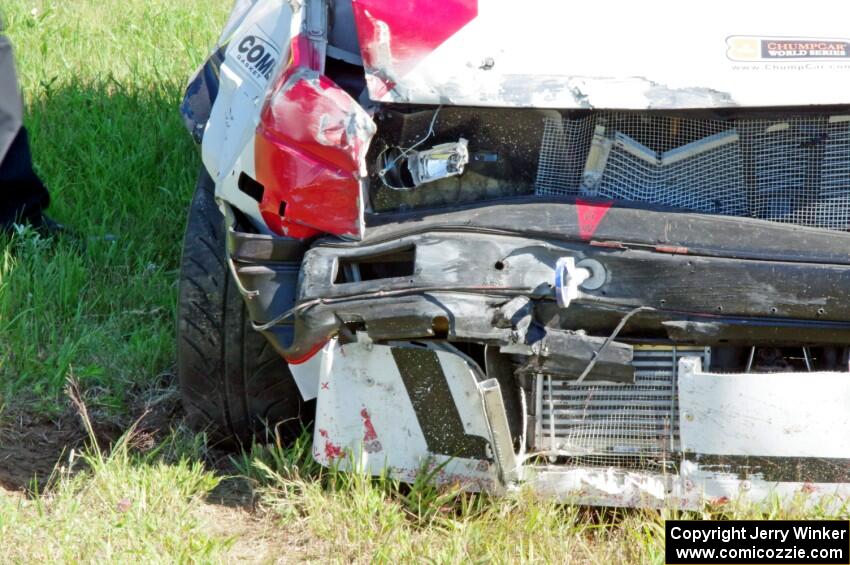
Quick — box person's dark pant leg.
[1,32,50,230]
[0,126,50,226]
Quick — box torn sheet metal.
[251,0,376,239]
[351,0,850,109]
[310,338,850,508]
[255,64,376,239]
[190,0,300,235]
[313,337,501,490]
[201,0,296,186]
[193,0,376,239]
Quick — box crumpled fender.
[255,36,376,239]
[188,0,376,239]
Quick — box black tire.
[177,168,310,446]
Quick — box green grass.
[0,426,229,563]
[236,432,850,563]
[0,0,229,411]
[3,419,848,564]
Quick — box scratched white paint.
[364,0,850,108]
[528,465,850,510]
[312,337,500,490]
[680,460,850,510]
[201,0,300,235]
[678,357,850,458]
[288,340,334,400]
[528,466,680,508]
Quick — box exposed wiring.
[250,283,533,332]
[571,306,656,385]
[377,106,442,190]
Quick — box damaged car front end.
[180,0,850,508]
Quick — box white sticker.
[226,25,282,86]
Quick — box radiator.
[534,346,710,471]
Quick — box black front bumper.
[227,200,850,362]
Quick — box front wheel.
[176,168,310,446]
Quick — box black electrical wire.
[251,284,534,332]
[572,306,656,385]
[253,283,655,386]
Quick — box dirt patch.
[198,476,329,564]
[0,378,182,492]
[0,408,86,491]
[0,383,325,562]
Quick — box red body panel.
[351,0,478,78]
[255,36,374,239]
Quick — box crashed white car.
[177,0,850,508]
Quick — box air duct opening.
[334,246,416,284]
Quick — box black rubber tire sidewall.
[176,168,309,446]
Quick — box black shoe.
[28,213,65,236]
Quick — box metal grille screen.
[536,346,709,471]
[535,113,850,230]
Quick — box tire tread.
[176,168,309,446]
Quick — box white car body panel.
[201,0,298,233]
[364,0,850,109]
[679,358,850,459]
[311,338,500,491]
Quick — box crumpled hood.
[351,0,850,109]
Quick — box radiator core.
[534,346,710,471]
